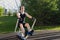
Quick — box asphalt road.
[53,39,60,40]
[27,30,60,40]
[0,30,60,40]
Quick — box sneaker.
[27,30,34,36]
[25,30,28,37]
[17,35,26,40]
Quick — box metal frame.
[14,19,19,32]
[14,19,36,32]
[14,19,36,40]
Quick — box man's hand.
[18,18,22,21]
[31,17,36,21]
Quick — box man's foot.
[17,35,26,40]
[27,30,34,36]
[25,30,28,37]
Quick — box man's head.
[20,5,25,12]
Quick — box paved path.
[0,30,60,40]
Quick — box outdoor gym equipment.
[14,18,36,40]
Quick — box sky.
[0,0,21,11]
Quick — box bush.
[22,0,60,26]
[8,12,11,16]
[0,6,4,16]
[13,12,17,17]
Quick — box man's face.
[20,6,25,11]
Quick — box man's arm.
[25,12,32,19]
[16,13,20,19]
[25,13,36,21]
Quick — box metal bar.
[14,19,19,32]
[31,19,36,29]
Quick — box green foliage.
[22,0,60,26]
[8,10,12,16]
[0,6,4,16]
[8,13,11,16]
[13,12,17,17]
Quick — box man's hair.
[20,5,25,10]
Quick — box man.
[17,5,35,38]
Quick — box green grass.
[0,16,60,34]
[0,16,17,34]
[34,26,60,30]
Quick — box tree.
[22,0,60,26]
[0,6,4,16]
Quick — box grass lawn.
[0,16,17,34]
[34,26,60,30]
[0,16,60,34]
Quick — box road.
[0,30,60,40]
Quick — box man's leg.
[19,23,25,37]
[17,23,27,40]
[25,23,31,32]
[25,23,34,36]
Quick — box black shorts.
[18,20,26,28]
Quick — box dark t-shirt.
[19,12,26,23]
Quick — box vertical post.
[14,19,19,32]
